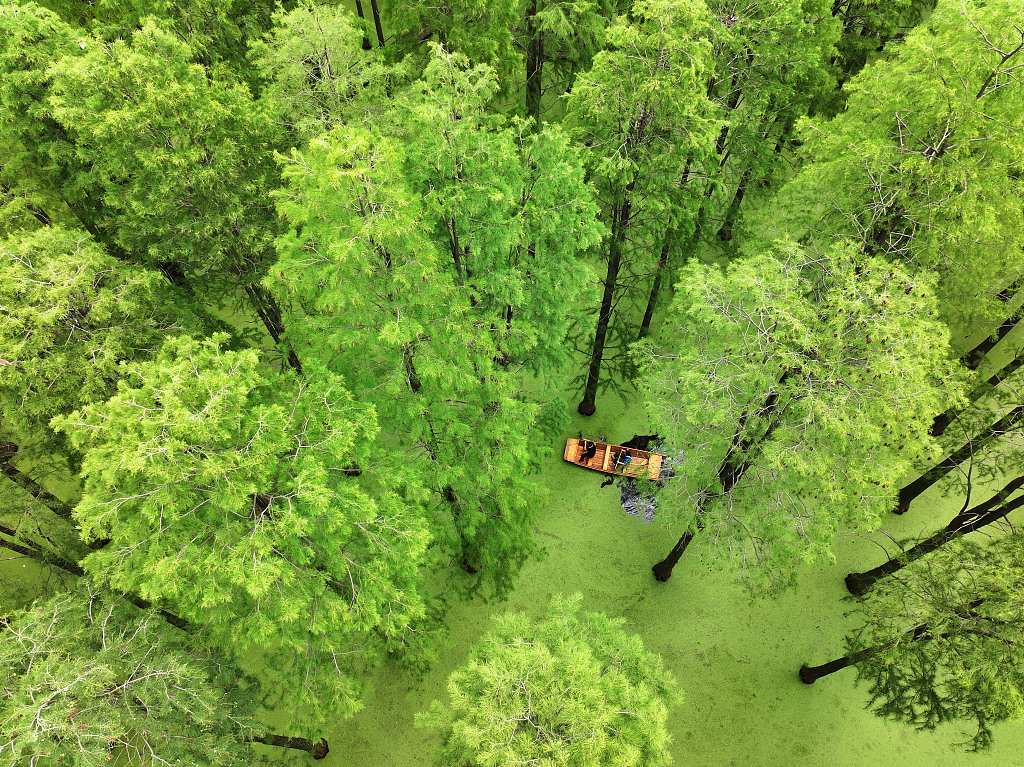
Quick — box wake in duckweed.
[601,435,683,523]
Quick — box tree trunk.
[962,303,1023,371]
[895,404,1024,513]
[932,351,1024,436]
[578,187,634,415]
[0,527,84,576]
[525,0,543,127]
[846,476,1024,595]
[248,734,329,759]
[0,527,191,629]
[652,378,789,581]
[369,0,385,47]
[800,601,981,683]
[799,645,877,684]
[651,518,703,582]
[243,283,304,375]
[353,0,373,50]
[716,164,753,242]
[0,443,75,521]
[637,230,672,342]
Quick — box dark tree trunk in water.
[800,601,982,683]
[799,645,876,684]
[962,302,1024,370]
[895,404,1024,513]
[637,231,672,342]
[579,187,634,416]
[652,378,788,581]
[0,523,85,576]
[652,520,703,581]
[353,0,373,49]
[847,476,1024,595]
[243,283,304,375]
[248,734,329,759]
[932,351,1024,436]
[369,0,385,47]
[716,164,753,242]
[0,443,75,521]
[525,0,543,127]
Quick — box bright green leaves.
[251,1,399,141]
[772,0,1024,333]
[418,595,680,767]
[0,585,262,767]
[639,242,962,586]
[52,336,431,720]
[45,20,281,297]
[0,227,198,449]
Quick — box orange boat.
[563,438,665,480]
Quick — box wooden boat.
[563,438,665,480]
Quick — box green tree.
[42,19,300,366]
[395,45,605,373]
[763,0,1024,335]
[638,242,961,585]
[417,594,680,767]
[0,584,329,766]
[0,227,207,454]
[565,0,719,415]
[800,533,1024,752]
[250,0,399,143]
[271,125,548,598]
[52,335,432,724]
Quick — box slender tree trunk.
[652,515,704,582]
[932,351,1024,436]
[637,230,672,342]
[846,476,1024,595]
[0,527,85,576]
[962,302,1024,371]
[895,404,1024,513]
[799,645,877,684]
[716,164,753,242]
[652,378,789,581]
[800,601,982,683]
[578,185,634,415]
[248,734,329,759]
[444,487,478,573]
[243,283,304,375]
[0,443,74,521]
[525,0,543,127]
[369,0,385,47]
[353,0,373,50]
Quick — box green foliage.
[848,532,1024,751]
[0,584,264,766]
[251,0,401,141]
[397,45,605,373]
[417,594,680,766]
[45,19,282,299]
[52,336,432,724]
[381,0,523,85]
[765,0,1024,333]
[270,87,594,597]
[0,1,85,233]
[0,227,199,450]
[638,241,962,587]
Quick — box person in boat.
[581,440,597,460]
[614,450,633,468]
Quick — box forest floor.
[255,381,1024,767]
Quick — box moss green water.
[245,385,1023,767]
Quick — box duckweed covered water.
[253,387,1024,767]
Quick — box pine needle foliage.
[418,595,680,767]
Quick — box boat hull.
[563,438,665,480]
